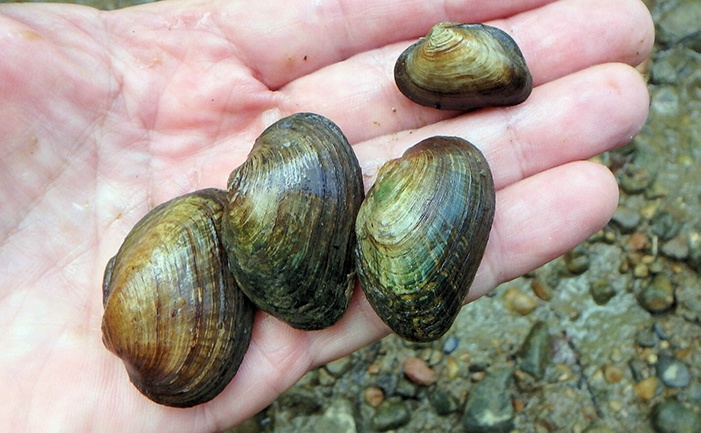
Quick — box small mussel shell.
[355,137,495,342]
[395,22,532,111]
[102,189,255,407]
[223,113,364,330]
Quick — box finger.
[204,0,555,89]
[353,63,649,189]
[278,0,653,142]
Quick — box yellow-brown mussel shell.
[395,22,532,111]
[355,137,495,342]
[102,189,255,407]
[223,113,364,330]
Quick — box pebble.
[462,366,515,433]
[636,327,659,348]
[442,335,459,354]
[371,399,411,432]
[656,356,692,388]
[617,166,656,195]
[661,234,690,261]
[583,422,616,433]
[428,387,459,415]
[564,244,591,275]
[638,275,675,313]
[445,356,461,379]
[403,357,436,386]
[518,321,551,380]
[503,287,538,315]
[611,205,642,233]
[590,279,617,305]
[312,399,357,433]
[651,399,700,433]
[651,210,682,241]
[634,377,658,401]
[363,387,384,408]
[603,365,624,384]
[324,355,353,378]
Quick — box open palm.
[0,0,653,431]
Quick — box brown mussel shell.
[223,113,364,330]
[102,189,255,407]
[395,22,532,111]
[355,137,495,342]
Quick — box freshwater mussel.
[101,189,255,407]
[355,136,496,342]
[395,22,532,111]
[223,113,364,330]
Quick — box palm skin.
[0,0,653,431]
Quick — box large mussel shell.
[102,189,255,407]
[355,137,495,342]
[395,22,532,111]
[223,113,364,330]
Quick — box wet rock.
[374,374,397,397]
[651,399,700,433]
[651,210,682,241]
[428,387,459,415]
[564,244,591,274]
[638,275,675,313]
[661,234,690,261]
[636,327,658,348]
[503,287,538,315]
[403,357,436,386]
[657,1,701,44]
[634,377,658,401]
[617,165,656,195]
[442,335,459,354]
[312,399,357,433]
[445,356,461,380]
[363,387,384,408]
[583,422,616,433]
[611,205,642,233]
[687,381,701,403]
[590,279,616,305]
[277,390,322,416]
[462,366,515,433]
[371,399,410,432]
[650,86,681,117]
[656,356,692,388]
[325,355,353,378]
[518,321,551,380]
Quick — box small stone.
[518,321,551,380]
[367,364,380,375]
[503,287,538,315]
[651,399,700,433]
[661,235,689,261]
[312,399,357,433]
[636,327,658,348]
[445,356,461,379]
[531,272,554,301]
[403,357,436,386]
[617,164,656,195]
[638,275,675,313]
[634,377,657,401]
[363,387,384,408]
[590,279,616,305]
[611,205,642,233]
[428,387,459,415]
[371,399,411,432]
[462,366,515,433]
[656,356,692,388]
[564,244,591,274]
[628,232,651,252]
[325,356,353,378]
[603,365,624,384]
[651,211,682,241]
[583,422,616,433]
[442,335,459,354]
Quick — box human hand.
[0,0,653,431]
